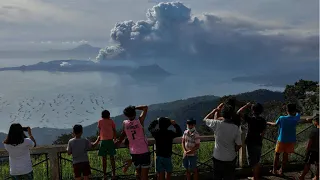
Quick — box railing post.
[48,149,59,180]
[153,144,157,180]
[239,127,247,168]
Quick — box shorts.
[183,156,198,171]
[73,161,91,178]
[304,151,319,165]
[131,152,151,169]
[156,156,173,173]
[12,171,34,180]
[275,141,295,153]
[247,144,262,167]
[213,157,236,180]
[98,140,116,156]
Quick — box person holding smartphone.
[3,123,36,180]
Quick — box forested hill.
[50,89,285,145]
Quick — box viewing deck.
[0,117,316,179]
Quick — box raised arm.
[136,105,148,126]
[172,121,183,137]
[148,120,159,137]
[204,103,223,120]
[27,127,36,147]
[237,102,251,116]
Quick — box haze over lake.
[0,58,283,132]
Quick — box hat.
[186,118,196,125]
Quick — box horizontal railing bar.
[0,136,215,156]
[32,157,49,167]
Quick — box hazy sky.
[0,0,318,50]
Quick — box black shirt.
[148,120,183,158]
[244,115,267,146]
[309,128,319,152]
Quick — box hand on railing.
[91,136,100,147]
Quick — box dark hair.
[158,117,171,130]
[101,110,110,119]
[287,103,297,114]
[221,105,234,119]
[252,103,264,115]
[73,124,83,135]
[186,118,196,125]
[3,123,27,145]
[123,106,136,119]
[225,97,236,110]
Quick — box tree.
[284,79,319,115]
[52,133,73,145]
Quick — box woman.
[3,124,36,180]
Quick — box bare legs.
[272,152,288,175]
[102,157,107,180]
[252,163,260,180]
[186,169,198,180]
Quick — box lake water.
[0,58,284,132]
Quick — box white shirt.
[4,138,34,175]
[204,119,242,161]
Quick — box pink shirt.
[98,119,116,140]
[123,119,149,154]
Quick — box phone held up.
[22,127,28,132]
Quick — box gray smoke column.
[95,2,318,71]
[96,2,201,61]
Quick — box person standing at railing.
[182,118,200,180]
[267,103,301,176]
[67,124,100,180]
[237,102,266,180]
[97,110,117,180]
[3,124,36,180]
[117,105,150,180]
[203,103,242,180]
[299,114,319,180]
[148,117,183,180]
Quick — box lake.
[0,58,284,132]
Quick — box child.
[237,102,266,180]
[267,103,301,176]
[148,117,183,180]
[182,119,200,180]
[299,114,319,180]
[67,124,99,180]
[97,110,117,180]
[117,105,150,180]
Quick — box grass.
[0,124,314,180]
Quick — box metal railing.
[0,120,314,180]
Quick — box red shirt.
[98,119,116,140]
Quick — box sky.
[0,0,318,51]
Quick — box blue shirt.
[276,113,300,143]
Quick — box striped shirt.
[182,129,200,156]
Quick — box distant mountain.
[0,44,101,59]
[0,60,173,82]
[0,89,283,146]
[232,68,319,87]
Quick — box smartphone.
[22,127,28,132]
